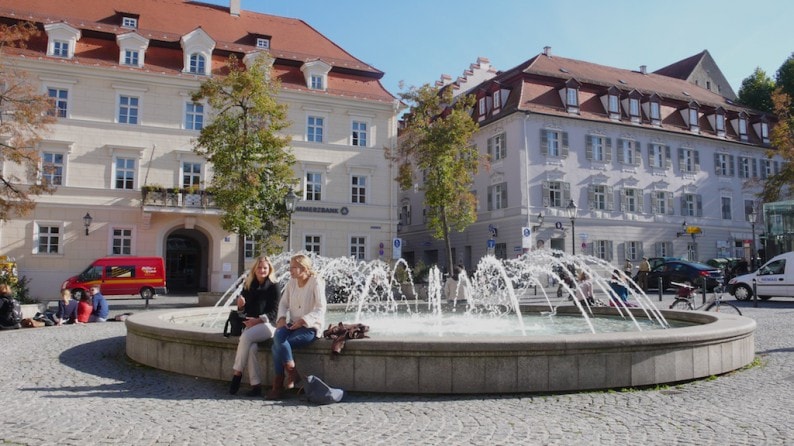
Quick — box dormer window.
[478,97,486,117]
[609,94,619,114]
[44,23,81,59]
[629,98,639,118]
[682,101,699,133]
[116,32,149,68]
[559,79,581,114]
[300,60,332,91]
[566,87,578,107]
[180,28,215,76]
[648,95,661,126]
[256,38,270,49]
[757,120,770,144]
[122,17,138,29]
[493,90,501,110]
[709,107,726,138]
[738,113,748,141]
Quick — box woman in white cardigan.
[266,253,326,400]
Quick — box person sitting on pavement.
[88,285,109,322]
[55,289,79,325]
[77,293,92,323]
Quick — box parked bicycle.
[668,281,742,315]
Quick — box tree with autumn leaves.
[192,54,295,274]
[391,84,481,271]
[0,23,56,221]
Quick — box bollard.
[702,280,707,306]
[753,278,758,308]
[145,293,151,310]
[658,277,663,302]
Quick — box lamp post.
[283,189,298,253]
[566,199,577,255]
[83,212,93,236]
[748,209,757,270]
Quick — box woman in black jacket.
[229,256,281,396]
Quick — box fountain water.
[127,250,756,394]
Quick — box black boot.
[229,374,242,395]
[245,385,262,397]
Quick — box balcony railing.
[141,187,217,209]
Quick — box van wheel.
[140,287,155,300]
[733,285,752,301]
[72,289,86,300]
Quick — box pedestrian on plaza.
[443,264,470,304]
[55,289,79,325]
[267,254,326,400]
[575,270,595,306]
[229,256,280,397]
[77,293,92,323]
[624,259,633,276]
[608,270,635,307]
[88,285,109,322]
[638,257,651,291]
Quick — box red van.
[61,257,168,299]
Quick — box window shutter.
[587,185,595,209]
[680,195,686,216]
[665,146,672,169]
[606,186,614,211]
[752,158,758,178]
[730,156,735,176]
[666,192,674,215]
[696,194,703,217]
[694,150,700,172]
[562,182,571,205]
[585,135,593,160]
[542,181,550,207]
[487,185,493,211]
[605,138,612,162]
[651,192,659,214]
[501,183,508,208]
[607,241,614,261]
[677,148,685,172]
[540,130,548,156]
[634,144,641,166]
[714,154,721,175]
[561,132,569,157]
[617,139,625,164]
[637,191,644,213]
[487,137,493,159]
[621,189,628,211]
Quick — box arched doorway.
[166,229,210,294]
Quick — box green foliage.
[391,84,480,268]
[192,54,296,259]
[761,89,794,202]
[776,53,794,111]
[737,67,774,113]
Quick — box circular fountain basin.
[125,305,755,394]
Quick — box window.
[41,152,64,186]
[36,224,60,254]
[655,241,673,257]
[53,41,69,58]
[478,98,486,116]
[493,90,501,109]
[494,243,507,260]
[738,157,757,179]
[188,54,206,75]
[118,95,139,124]
[123,49,139,66]
[542,181,569,208]
[256,38,270,49]
[112,228,133,255]
[305,172,322,201]
[761,159,779,179]
[350,236,366,260]
[624,241,642,261]
[716,113,725,133]
[488,133,506,161]
[622,188,643,213]
[310,74,324,90]
[122,17,138,28]
[592,240,613,261]
[589,185,613,211]
[648,144,670,169]
[400,202,411,226]
[681,193,702,217]
[307,116,324,143]
[566,87,578,107]
[738,116,748,139]
[688,107,699,131]
[617,139,639,165]
[540,129,568,158]
[304,235,321,254]
[351,175,366,204]
[678,148,699,173]
[721,197,732,220]
[650,101,661,123]
[652,191,673,215]
[185,102,204,130]
[586,135,611,162]
[714,153,735,176]
[182,162,202,189]
[47,88,68,118]
[760,122,769,142]
[115,157,135,190]
[352,121,367,147]
[488,183,508,210]
[629,98,640,118]
[244,236,257,259]
[608,94,619,114]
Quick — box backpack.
[0,296,22,330]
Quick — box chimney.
[543,46,552,58]
[230,0,241,16]
[640,65,647,75]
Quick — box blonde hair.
[244,256,276,290]
[61,289,72,299]
[290,253,316,277]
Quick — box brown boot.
[266,375,284,400]
[284,364,301,390]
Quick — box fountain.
[125,251,756,394]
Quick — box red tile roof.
[0,0,395,102]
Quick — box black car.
[646,260,724,291]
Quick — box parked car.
[645,260,724,291]
[728,251,794,301]
[632,257,681,283]
[61,256,168,299]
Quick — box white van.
[728,252,794,300]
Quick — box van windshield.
[78,265,102,282]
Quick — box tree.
[192,54,295,274]
[737,67,775,113]
[0,23,56,221]
[760,88,794,203]
[776,53,794,110]
[390,84,480,271]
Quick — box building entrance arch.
[165,228,210,294]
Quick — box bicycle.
[668,281,742,315]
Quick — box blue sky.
[206,0,793,97]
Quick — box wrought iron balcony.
[141,187,217,210]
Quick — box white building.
[398,48,776,272]
[0,0,400,299]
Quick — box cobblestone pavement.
[2,293,794,445]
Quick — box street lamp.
[284,189,298,253]
[748,208,757,270]
[83,212,93,236]
[566,199,577,255]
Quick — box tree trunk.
[440,206,454,275]
[237,235,246,277]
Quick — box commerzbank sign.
[295,205,349,216]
